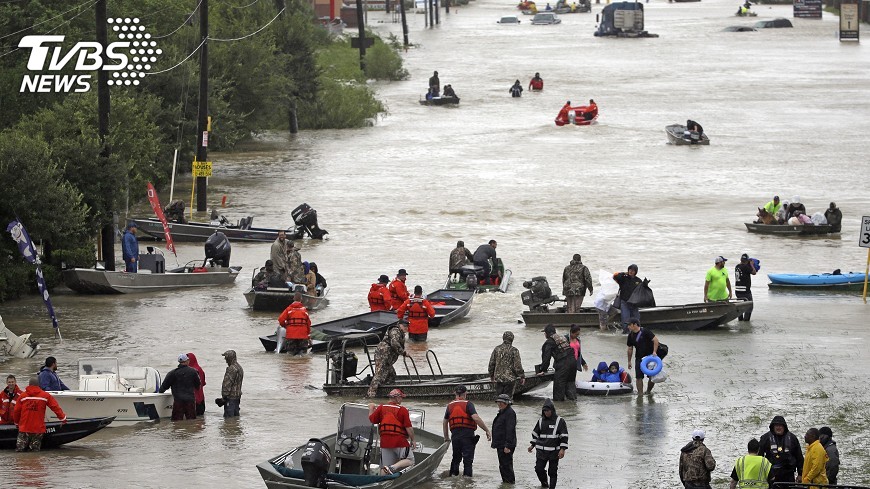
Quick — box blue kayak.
[768,272,867,286]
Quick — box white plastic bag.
[811,212,827,226]
[650,369,668,384]
[593,269,618,312]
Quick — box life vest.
[530,78,543,90]
[734,455,772,488]
[368,284,390,311]
[0,386,22,424]
[767,434,797,468]
[279,302,311,339]
[400,298,434,335]
[376,404,408,437]
[389,279,409,310]
[601,368,625,383]
[447,400,477,431]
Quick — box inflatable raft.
[576,380,633,396]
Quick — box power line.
[0,0,97,59]
[152,0,202,39]
[0,0,96,41]
[209,7,284,42]
[145,38,206,75]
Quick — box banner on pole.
[6,220,60,332]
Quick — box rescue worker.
[488,331,526,396]
[704,256,732,303]
[389,269,410,310]
[679,429,716,489]
[366,322,409,398]
[38,356,70,391]
[824,202,842,233]
[509,80,523,98]
[734,253,757,321]
[529,72,544,91]
[626,318,660,395]
[443,385,492,477]
[472,240,498,284]
[277,291,311,355]
[121,222,139,273]
[159,354,202,420]
[0,375,22,425]
[220,350,244,418]
[582,99,598,120]
[763,196,781,217]
[286,241,305,284]
[819,427,840,485]
[556,101,572,125]
[368,275,393,311]
[270,230,289,281]
[429,71,440,96]
[729,438,773,489]
[562,254,593,313]
[368,389,416,475]
[759,415,804,484]
[396,285,436,342]
[528,398,568,489]
[801,428,829,486]
[449,240,474,276]
[613,264,642,331]
[13,376,66,452]
[491,393,517,484]
[536,324,575,401]
[686,119,704,136]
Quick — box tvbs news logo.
[18,17,162,93]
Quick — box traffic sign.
[192,161,213,177]
[860,215,870,248]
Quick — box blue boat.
[768,272,867,291]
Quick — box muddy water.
[3,0,870,486]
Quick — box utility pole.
[354,0,367,71]
[96,0,114,270]
[435,0,439,24]
[400,0,409,46]
[195,0,209,211]
[429,0,434,27]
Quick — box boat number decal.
[77,397,105,401]
[46,427,56,433]
[117,408,128,413]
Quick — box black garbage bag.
[627,278,655,307]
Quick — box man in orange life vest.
[443,385,492,477]
[277,291,311,355]
[368,388,416,475]
[13,376,66,452]
[397,285,436,342]
[389,269,410,310]
[1,375,22,425]
[368,274,392,312]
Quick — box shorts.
[634,357,653,379]
[380,446,415,468]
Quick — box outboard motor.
[300,438,332,488]
[163,200,187,224]
[292,203,329,239]
[329,349,359,384]
[521,276,559,312]
[204,231,231,267]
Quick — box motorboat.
[322,335,553,399]
[0,417,115,449]
[768,272,867,291]
[444,258,511,293]
[419,96,460,106]
[46,357,173,425]
[555,103,598,126]
[744,222,836,236]
[244,286,330,312]
[259,311,401,354]
[576,380,634,396]
[665,124,709,145]
[553,0,591,13]
[256,403,449,489]
[424,289,474,327]
[0,315,39,359]
[133,203,327,242]
[63,233,241,294]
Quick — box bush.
[365,40,409,81]
[0,259,31,302]
[298,78,385,129]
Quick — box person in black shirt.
[758,416,804,484]
[491,394,517,484]
[626,319,659,395]
[473,240,498,283]
[613,265,643,332]
[734,254,757,321]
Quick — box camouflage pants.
[366,360,397,398]
[565,295,585,313]
[16,432,43,452]
[285,339,309,355]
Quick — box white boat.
[0,315,39,360]
[46,357,173,425]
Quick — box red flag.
[146,182,176,256]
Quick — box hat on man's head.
[178,353,189,363]
[378,274,390,283]
[740,253,749,260]
[397,269,408,276]
[628,318,641,326]
[715,256,727,264]
[454,385,467,394]
[692,429,705,441]
[126,221,137,230]
[541,324,556,335]
[495,394,512,405]
[388,388,406,398]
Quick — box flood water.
[3,0,870,486]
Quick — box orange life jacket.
[530,78,543,90]
[398,298,435,335]
[279,302,311,339]
[447,400,477,431]
[389,279,409,310]
[376,404,408,437]
[368,283,391,311]
[0,385,22,425]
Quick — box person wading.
[220,350,243,418]
[276,291,312,355]
[488,331,526,396]
[729,438,773,489]
[537,324,575,401]
[159,353,202,421]
[528,398,568,489]
[626,318,660,395]
[679,429,716,489]
[13,376,66,452]
[443,385,491,477]
[396,285,435,342]
[491,393,517,484]
[758,415,804,484]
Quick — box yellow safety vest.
[735,455,771,488]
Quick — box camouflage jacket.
[488,342,524,382]
[679,440,716,483]
[562,260,592,297]
[270,239,289,273]
[221,352,244,399]
[449,247,473,271]
[375,327,406,365]
[287,248,305,284]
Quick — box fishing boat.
[244,287,330,312]
[744,222,836,235]
[423,289,474,327]
[46,357,173,425]
[256,403,449,489]
[322,336,554,399]
[0,315,39,359]
[419,96,460,106]
[132,203,328,242]
[444,258,511,293]
[259,311,401,354]
[665,124,710,145]
[63,234,241,294]
[768,272,867,291]
[522,300,752,331]
[0,417,115,450]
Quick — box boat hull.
[768,272,866,291]
[425,289,475,327]
[419,96,460,106]
[243,288,330,312]
[63,267,240,294]
[665,124,710,145]
[0,417,115,449]
[324,371,553,399]
[744,223,836,235]
[46,391,174,425]
[576,381,634,396]
[132,218,292,242]
[522,301,752,331]
[260,310,400,353]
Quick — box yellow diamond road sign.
[192,161,212,177]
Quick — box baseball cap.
[378,274,390,283]
[178,353,189,363]
[388,388,406,398]
[495,394,512,404]
[628,318,641,326]
[397,268,408,276]
[454,385,467,394]
[715,256,727,264]
[740,253,749,260]
[692,429,705,440]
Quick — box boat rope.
[209,7,285,42]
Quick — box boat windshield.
[78,358,120,377]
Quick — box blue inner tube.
[639,355,662,376]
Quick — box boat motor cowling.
[521,276,559,312]
[292,203,329,240]
[204,231,231,267]
[301,438,332,488]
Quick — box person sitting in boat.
[310,262,327,296]
[429,71,440,97]
[529,73,544,91]
[510,80,523,98]
[580,99,598,121]
[786,197,806,221]
[443,84,457,98]
[763,196,781,218]
[776,199,790,223]
[303,261,317,295]
[425,88,434,101]
[545,2,552,9]
[590,361,609,382]
[602,361,632,384]
[824,202,842,233]
[686,119,704,136]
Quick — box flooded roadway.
[2,0,870,486]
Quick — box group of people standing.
[678,416,840,489]
[367,268,436,341]
[158,350,244,420]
